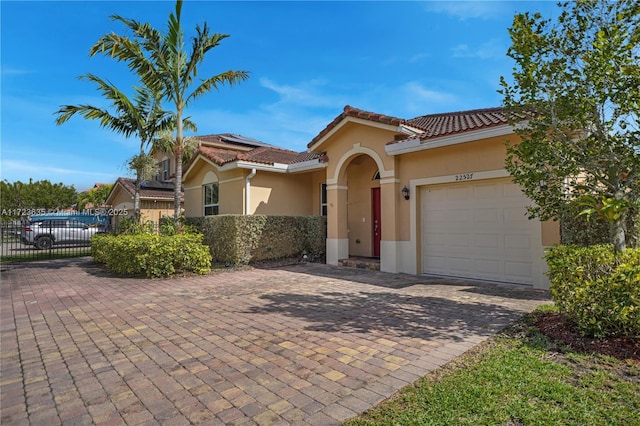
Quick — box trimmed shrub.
[91,233,211,278]
[546,245,640,338]
[186,215,326,265]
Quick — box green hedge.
[91,233,212,278]
[546,245,640,338]
[186,215,326,265]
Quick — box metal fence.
[0,218,101,263]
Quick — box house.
[180,106,561,289]
[104,177,181,226]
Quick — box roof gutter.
[245,168,257,215]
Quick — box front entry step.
[338,257,380,271]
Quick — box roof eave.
[287,158,328,173]
[386,124,515,156]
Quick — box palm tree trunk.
[173,113,184,218]
[174,145,183,218]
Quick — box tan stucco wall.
[183,158,246,216]
[183,157,326,217]
[251,172,314,216]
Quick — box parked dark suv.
[21,219,103,250]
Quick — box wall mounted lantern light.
[402,185,410,200]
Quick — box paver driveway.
[1,258,550,425]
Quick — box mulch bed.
[534,312,640,363]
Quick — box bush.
[159,215,198,236]
[546,245,640,338]
[115,217,155,235]
[560,201,639,248]
[91,233,211,278]
[186,215,326,265]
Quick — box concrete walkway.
[0,258,550,425]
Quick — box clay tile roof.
[197,146,243,165]
[238,146,300,165]
[115,177,178,200]
[404,107,508,141]
[307,105,405,148]
[292,151,327,164]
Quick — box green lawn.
[344,306,639,426]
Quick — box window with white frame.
[320,183,327,216]
[204,183,219,216]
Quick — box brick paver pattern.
[1,258,550,425]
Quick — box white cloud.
[424,1,506,21]
[259,77,347,109]
[1,67,34,76]
[452,39,506,59]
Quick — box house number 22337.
[455,173,474,181]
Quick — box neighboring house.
[179,107,561,289]
[105,177,182,226]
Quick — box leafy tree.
[1,179,77,215]
[90,0,249,217]
[77,183,114,211]
[499,0,640,251]
[55,79,174,220]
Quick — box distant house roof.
[194,133,275,150]
[194,145,326,167]
[108,177,181,201]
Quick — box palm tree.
[55,76,174,220]
[90,0,249,217]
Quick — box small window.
[320,183,327,216]
[204,183,219,216]
[156,159,170,181]
[162,159,170,180]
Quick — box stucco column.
[326,184,349,265]
[379,179,400,273]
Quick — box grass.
[344,305,640,426]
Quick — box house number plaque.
[455,173,474,181]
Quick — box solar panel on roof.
[141,180,175,190]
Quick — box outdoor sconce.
[402,185,410,200]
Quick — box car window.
[68,221,86,229]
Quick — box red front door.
[372,188,381,257]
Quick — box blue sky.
[1,1,559,191]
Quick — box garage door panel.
[475,234,499,248]
[505,261,532,278]
[505,234,531,250]
[421,179,535,285]
[474,209,500,224]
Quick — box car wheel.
[35,236,53,250]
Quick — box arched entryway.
[325,145,401,273]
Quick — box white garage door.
[421,179,537,285]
